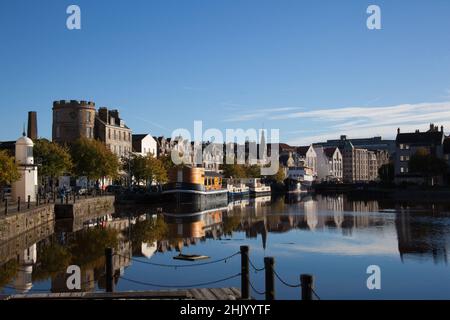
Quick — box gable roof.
[324,147,338,158]
[296,146,310,156]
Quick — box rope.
[247,257,265,273]
[117,251,240,269]
[248,280,266,295]
[119,273,241,289]
[311,288,321,300]
[273,269,301,288]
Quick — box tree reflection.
[130,216,168,246]
[0,260,19,288]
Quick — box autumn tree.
[0,150,20,199]
[70,138,120,183]
[34,139,72,191]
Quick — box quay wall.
[0,204,54,243]
[54,196,115,219]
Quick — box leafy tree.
[34,139,72,191]
[274,165,286,183]
[409,148,448,185]
[70,138,120,182]
[222,164,247,179]
[0,150,20,198]
[378,163,394,184]
[144,155,168,185]
[124,154,168,186]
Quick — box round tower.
[52,100,96,144]
[12,133,38,203]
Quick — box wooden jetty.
[0,288,242,301]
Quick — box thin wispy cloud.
[282,101,450,145]
[224,107,301,122]
[223,101,450,146]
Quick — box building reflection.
[2,194,450,294]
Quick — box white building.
[132,134,158,157]
[12,134,38,202]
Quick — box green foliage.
[222,163,262,179]
[34,139,72,178]
[378,163,395,184]
[70,138,120,180]
[0,150,20,187]
[125,154,168,186]
[409,149,448,178]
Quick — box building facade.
[395,124,446,184]
[132,134,158,157]
[95,107,132,158]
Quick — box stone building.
[395,124,446,185]
[95,107,132,158]
[52,100,96,144]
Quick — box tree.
[70,138,120,182]
[378,163,394,184]
[125,154,168,186]
[409,148,448,185]
[34,139,72,191]
[0,150,20,198]
[124,154,148,185]
[274,166,286,183]
[144,155,168,186]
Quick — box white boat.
[243,178,271,195]
[227,181,250,197]
[285,166,314,193]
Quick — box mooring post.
[301,274,314,301]
[264,257,275,300]
[36,193,40,206]
[4,199,8,215]
[240,245,250,300]
[27,195,31,209]
[17,197,21,211]
[105,247,114,293]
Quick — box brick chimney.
[27,111,37,140]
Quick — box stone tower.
[52,100,96,144]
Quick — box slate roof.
[396,131,444,146]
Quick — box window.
[108,129,111,140]
[400,144,404,150]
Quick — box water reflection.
[1,194,450,298]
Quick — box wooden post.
[17,197,21,211]
[264,257,275,300]
[301,274,314,301]
[240,245,250,300]
[27,195,31,209]
[36,193,40,206]
[4,199,7,215]
[105,247,114,293]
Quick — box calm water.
[1,194,450,300]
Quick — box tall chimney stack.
[27,111,38,140]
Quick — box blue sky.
[0,0,449,145]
